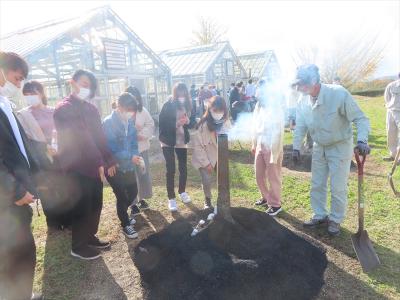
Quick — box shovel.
[388,147,400,197]
[352,150,380,273]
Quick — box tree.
[191,16,227,46]
[292,33,385,88]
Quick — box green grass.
[31,95,400,299]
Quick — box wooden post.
[217,133,234,223]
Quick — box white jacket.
[135,107,155,153]
[385,79,400,111]
[252,102,284,164]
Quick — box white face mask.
[77,87,91,100]
[178,97,185,103]
[0,69,20,98]
[210,111,224,121]
[25,95,41,106]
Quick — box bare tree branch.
[191,16,228,46]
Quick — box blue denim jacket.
[103,111,139,172]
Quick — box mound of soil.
[134,207,327,300]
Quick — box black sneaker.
[266,206,282,216]
[255,198,268,206]
[204,197,213,210]
[138,200,149,210]
[123,225,138,239]
[131,204,141,216]
[71,246,101,260]
[88,237,111,249]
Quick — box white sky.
[0,0,399,78]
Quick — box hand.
[132,155,141,165]
[47,144,57,157]
[356,141,371,155]
[135,124,143,131]
[107,165,117,177]
[15,192,35,206]
[137,134,145,141]
[206,164,213,174]
[292,149,300,164]
[99,166,106,182]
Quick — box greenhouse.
[0,6,171,115]
[238,50,281,81]
[159,41,247,93]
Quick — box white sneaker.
[179,192,191,204]
[168,199,178,211]
[129,217,136,225]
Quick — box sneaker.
[179,192,191,204]
[255,198,268,206]
[129,217,136,225]
[204,197,213,209]
[71,246,101,260]
[138,200,150,210]
[266,206,282,216]
[123,225,138,239]
[88,237,111,249]
[131,204,141,216]
[31,293,43,300]
[168,199,178,212]
[328,220,341,236]
[303,216,329,227]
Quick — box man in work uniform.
[384,73,400,161]
[292,64,370,236]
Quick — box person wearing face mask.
[17,81,71,231]
[54,69,117,260]
[159,82,194,212]
[103,93,141,239]
[252,80,285,216]
[124,86,154,215]
[192,96,230,209]
[0,52,43,300]
[292,64,370,236]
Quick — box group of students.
[0,51,234,300]
[0,50,374,300]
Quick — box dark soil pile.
[134,207,327,300]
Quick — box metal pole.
[217,133,234,223]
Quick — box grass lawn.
[31,96,399,299]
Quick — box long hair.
[172,82,192,113]
[197,96,228,131]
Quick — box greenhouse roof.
[159,42,232,77]
[238,50,276,79]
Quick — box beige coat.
[191,121,230,169]
[16,107,47,143]
[135,107,155,153]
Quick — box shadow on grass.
[279,211,400,296]
[42,230,127,299]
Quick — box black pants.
[0,206,36,300]
[69,172,103,251]
[35,170,73,229]
[162,147,187,199]
[106,170,138,228]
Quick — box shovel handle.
[354,149,366,232]
[354,149,366,176]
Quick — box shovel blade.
[351,230,380,273]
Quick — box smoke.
[228,78,290,147]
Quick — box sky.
[0,0,399,78]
